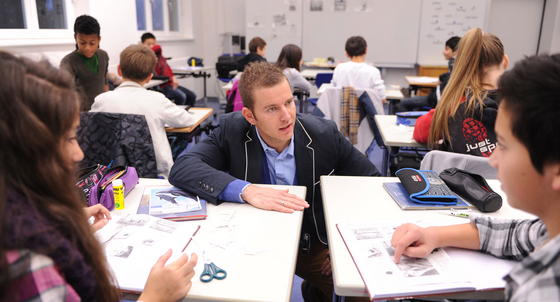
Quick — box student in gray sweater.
[60,15,108,111]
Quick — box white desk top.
[316,83,403,100]
[165,108,213,133]
[144,79,166,89]
[375,115,426,148]
[221,81,233,92]
[171,66,215,73]
[300,68,333,79]
[321,176,536,299]
[116,179,305,302]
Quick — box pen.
[449,211,470,218]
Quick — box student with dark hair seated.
[141,32,197,107]
[60,15,109,111]
[332,36,387,104]
[92,44,194,178]
[275,44,311,92]
[237,37,267,72]
[391,53,560,301]
[395,36,461,112]
[0,50,198,302]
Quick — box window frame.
[137,0,191,39]
[0,0,75,43]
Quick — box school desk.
[320,176,536,301]
[165,108,213,133]
[374,114,427,176]
[316,83,404,101]
[405,76,439,97]
[300,68,334,81]
[171,66,214,107]
[143,79,166,89]
[117,178,306,302]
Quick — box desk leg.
[382,148,389,177]
[203,72,208,107]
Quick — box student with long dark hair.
[0,51,197,302]
[275,44,311,92]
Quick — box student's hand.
[320,251,332,276]
[391,223,439,263]
[84,204,112,232]
[241,185,309,213]
[172,76,179,90]
[382,98,387,104]
[140,250,198,302]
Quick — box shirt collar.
[255,127,295,158]
[116,81,145,90]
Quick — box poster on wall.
[310,0,323,11]
[334,0,346,12]
[355,0,371,13]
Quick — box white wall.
[539,0,560,54]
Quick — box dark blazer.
[169,112,380,244]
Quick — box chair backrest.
[78,112,158,178]
[316,86,384,153]
[420,150,497,179]
[315,73,333,88]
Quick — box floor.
[181,98,387,302]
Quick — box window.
[136,0,188,37]
[0,0,74,42]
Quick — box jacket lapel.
[294,119,315,197]
[244,126,264,183]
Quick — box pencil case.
[395,168,459,205]
[439,168,502,213]
[76,164,108,202]
[88,166,139,210]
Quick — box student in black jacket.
[237,37,267,72]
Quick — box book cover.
[383,182,473,210]
[137,185,207,221]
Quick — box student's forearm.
[430,223,480,250]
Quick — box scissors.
[200,250,227,282]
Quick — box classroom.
[2,0,560,302]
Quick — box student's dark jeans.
[395,95,430,113]
[162,85,197,107]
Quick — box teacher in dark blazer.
[169,61,380,302]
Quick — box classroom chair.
[78,112,158,178]
[315,86,384,154]
[420,150,497,179]
[308,73,334,106]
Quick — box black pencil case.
[439,168,502,213]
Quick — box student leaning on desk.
[169,61,381,302]
[0,51,198,302]
[392,53,560,302]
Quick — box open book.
[95,214,199,293]
[337,220,518,300]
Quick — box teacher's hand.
[241,185,309,213]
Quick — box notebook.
[383,182,473,210]
[395,168,459,205]
[137,185,207,221]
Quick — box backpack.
[225,80,243,113]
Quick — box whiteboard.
[245,0,304,63]
[302,0,422,66]
[417,0,490,65]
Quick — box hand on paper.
[172,76,179,90]
[391,223,439,264]
[140,249,198,302]
[241,185,309,213]
[320,251,332,276]
[84,204,112,232]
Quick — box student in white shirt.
[331,36,387,103]
[274,44,312,92]
[91,44,194,178]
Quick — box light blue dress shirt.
[218,128,296,203]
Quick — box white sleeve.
[163,98,195,127]
[372,68,386,99]
[289,69,312,91]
